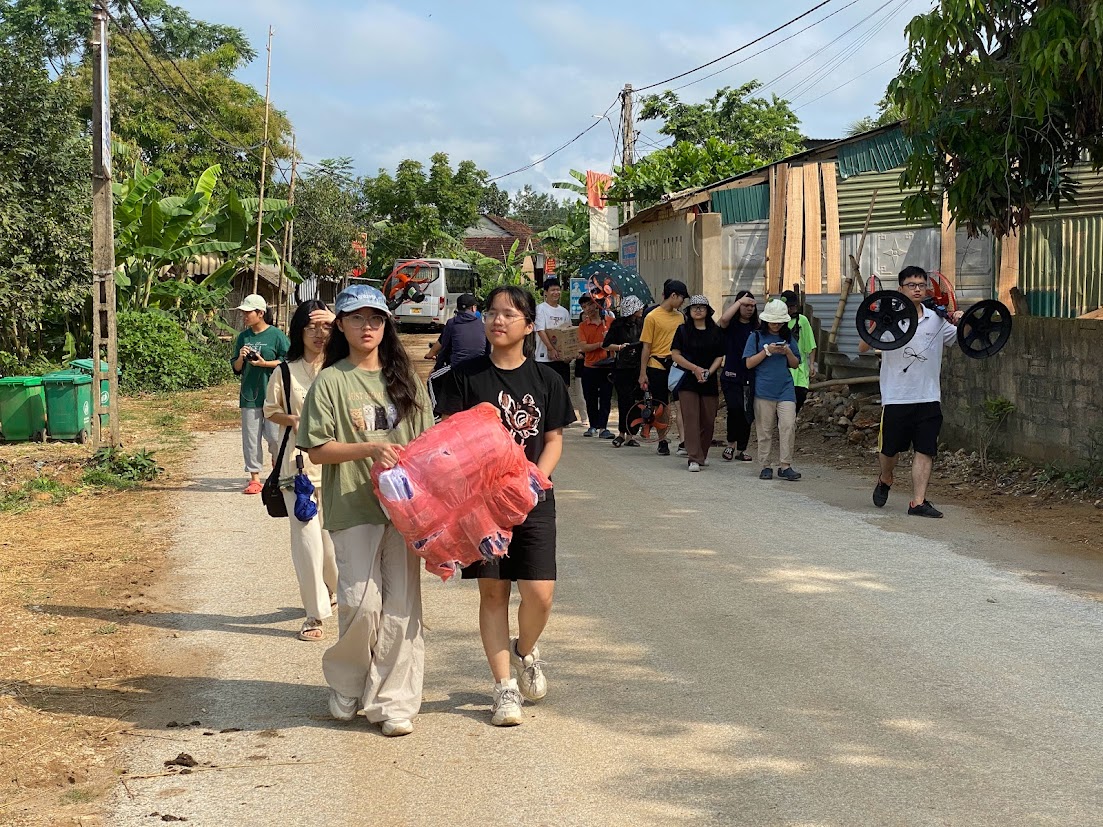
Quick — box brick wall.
[941,316,1103,465]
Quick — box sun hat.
[234,294,267,312]
[620,295,644,316]
[685,294,714,315]
[457,293,478,311]
[760,298,791,324]
[334,284,391,317]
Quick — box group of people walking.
[530,278,818,480]
[230,285,569,736]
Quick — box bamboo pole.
[251,26,274,295]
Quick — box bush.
[82,447,162,489]
[117,310,232,393]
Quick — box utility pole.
[620,83,636,222]
[252,25,274,294]
[90,1,120,448]
[278,134,298,328]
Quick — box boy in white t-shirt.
[534,277,572,387]
[858,266,964,518]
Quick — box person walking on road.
[744,299,802,482]
[859,266,964,518]
[297,284,435,737]
[718,291,759,462]
[603,295,645,447]
[780,290,818,413]
[433,292,488,371]
[638,280,688,456]
[577,295,614,438]
[670,295,726,472]
[264,300,339,643]
[533,277,572,387]
[231,294,290,494]
[431,285,575,727]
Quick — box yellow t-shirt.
[640,307,685,369]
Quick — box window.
[445,267,477,293]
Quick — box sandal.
[298,618,324,642]
[612,435,625,448]
[737,452,753,462]
[722,447,735,462]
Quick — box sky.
[179,0,934,192]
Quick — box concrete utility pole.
[252,25,274,294]
[621,83,636,222]
[90,1,120,448]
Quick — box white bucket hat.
[760,298,791,324]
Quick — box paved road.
[107,429,1103,826]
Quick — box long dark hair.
[324,311,423,424]
[485,285,537,357]
[733,290,760,329]
[286,299,328,362]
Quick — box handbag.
[261,362,293,518]
[667,364,686,392]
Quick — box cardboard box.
[548,326,581,359]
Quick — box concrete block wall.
[941,316,1103,465]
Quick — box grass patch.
[59,787,96,805]
[0,476,79,513]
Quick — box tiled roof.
[463,236,527,262]
[482,214,534,238]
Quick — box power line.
[793,49,905,110]
[634,0,837,92]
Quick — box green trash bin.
[43,370,94,443]
[68,358,120,429]
[0,376,47,442]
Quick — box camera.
[244,346,262,362]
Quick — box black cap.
[664,280,689,299]
[457,293,478,310]
[542,277,560,291]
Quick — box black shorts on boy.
[879,401,943,457]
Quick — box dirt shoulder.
[0,383,238,827]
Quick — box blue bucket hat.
[334,284,391,317]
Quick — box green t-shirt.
[296,360,435,531]
[787,314,817,389]
[232,326,290,408]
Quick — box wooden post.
[940,191,957,284]
[822,161,841,293]
[90,2,119,448]
[803,163,822,293]
[766,163,788,296]
[998,231,1020,310]
[252,25,274,295]
[781,167,804,296]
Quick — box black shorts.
[462,490,557,581]
[879,402,943,458]
[646,366,671,404]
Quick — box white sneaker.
[688,461,701,472]
[676,445,689,457]
[381,718,414,737]
[700,459,710,467]
[328,689,359,721]
[491,680,524,726]
[510,637,548,702]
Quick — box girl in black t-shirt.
[430,286,574,727]
[671,295,726,470]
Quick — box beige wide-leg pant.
[281,488,337,621]
[323,524,424,723]
[754,398,797,467]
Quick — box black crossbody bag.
[261,361,293,518]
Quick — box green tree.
[845,91,904,137]
[540,200,603,279]
[890,0,1103,235]
[290,158,364,281]
[639,81,804,160]
[479,181,511,216]
[509,185,571,233]
[0,42,90,362]
[361,153,487,278]
[608,138,760,207]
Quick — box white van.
[388,258,478,330]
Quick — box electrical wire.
[634,0,837,92]
[792,49,905,110]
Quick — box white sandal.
[298,617,324,641]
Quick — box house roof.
[462,214,541,262]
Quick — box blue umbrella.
[293,454,318,522]
[578,260,654,306]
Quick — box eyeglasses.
[901,282,928,290]
[304,324,332,336]
[483,310,527,324]
[342,313,387,330]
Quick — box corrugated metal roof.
[836,128,913,180]
[711,184,770,225]
[836,168,935,234]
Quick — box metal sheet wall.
[804,293,866,359]
[720,221,769,298]
[836,168,936,235]
[711,184,770,225]
[1020,215,1103,317]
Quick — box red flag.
[586,171,612,209]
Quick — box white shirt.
[533,301,571,362]
[878,305,957,405]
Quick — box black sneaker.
[873,477,891,508]
[759,467,773,480]
[657,440,670,456]
[908,500,943,518]
[777,467,801,481]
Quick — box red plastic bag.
[372,403,552,580]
